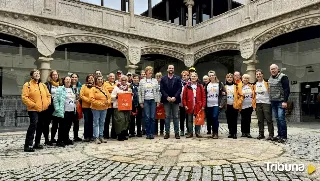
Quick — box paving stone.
[212,175,223,181]
[245,172,256,178]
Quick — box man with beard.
[160,65,182,139]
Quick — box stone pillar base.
[125,64,138,74]
[243,59,258,83]
[37,57,53,82]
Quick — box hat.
[189,67,196,72]
[117,70,122,74]
[126,72,132,76]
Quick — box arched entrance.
[256,25,320,122]
[53,43,127,83]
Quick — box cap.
[126,72,132,76]
[117,70,122,74]
[189,67,196,72]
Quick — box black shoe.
[175,134,180,139]
[51,139,57,144]
[257,135,265,140]
[74,137,82,142]
[142,130,146,135]
[164,134,170,139]
[278,138,286,144]
[228,134,233,138]
[117,135,124,141]
[272,136,279,141]
[233,134,237,139]
[124,136,128,140]
[44,140,53,146]
[136,133,142,137]
[65,139,74,145]
[33,144,44,149]
[24,146,35,152]
[246,134,252,138]
[129,134,135,138]
[56,142,65,147]
[241,133,247,137]
[207,131,211,135]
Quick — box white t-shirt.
[207,83,219,107]
[51,86,58,100]
[255,81,270,104]
[144,79,155,100]
[242,84,253,109]
[64,88,76,112]
[191,84,197,108]
[226,85,234,105]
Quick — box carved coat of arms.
[129,46,141,65]
[240,38,254,59]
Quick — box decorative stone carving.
[141,47,185,62]
[255,16,320,52]
[43,0,56,14]
[184,53,194,67]
[125,64,139,74]
[37,35,56,57]
[128,46,141,65]
[240,38,254,59]
[0,23,36,46]
[184,0,194,6]
[56,35,129,58]
[194,43,240,61]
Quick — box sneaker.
[266,136,273,141]
[180,131,184,136]
[175,134,180,139]
[246,134,253,138]
[33,144,44,149]
[186,133,193,138]
[99,137,107,143]
[257,135,265,140]
[95,138,101,144]
[74,137,83,142]
[164,134,170,139]
[24,146,35,152]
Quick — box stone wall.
[0,96,29,127]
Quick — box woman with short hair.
[111,75,133,141]
[155,72,165,136]
[22,69,51,152]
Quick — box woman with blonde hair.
[239,74,256,138]
[112,75,133,141]
[204,70,226,139]
[225,73,243,139]
[155,72,165,136]
[138,66,160,139]
[43,70,60,145]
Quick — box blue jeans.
[207,106,220,133]
[144,100,156,137]
[164,103,180,134]
[271,101,287,139]
[92,109,107,138]
[187,113,200,134]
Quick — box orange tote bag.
[194,110,205,125]
[155,104,166,119]
[118,93,133,111]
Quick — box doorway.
[301,81,320,121]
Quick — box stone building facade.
[1,0,320,126]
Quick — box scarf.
[117,83,129,91]
[50,80,59,87]
[86,83,93,88]
[225,81,234,86]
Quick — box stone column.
[37,57,53,82]
[129,0,135,28]
[184,0,194,27]
[125,65,139,74]
[243,57,258,83]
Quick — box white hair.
[270,64,279,70]
[203,75,209,79]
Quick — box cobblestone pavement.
[0,123,319,180]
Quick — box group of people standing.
[21,63,290,152]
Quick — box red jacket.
[182,82,206,115]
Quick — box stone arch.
[55,34,129,59]
[140,46,185,62]
[254,15,320,53]
[0,23,37,46]
[194,42,240,63]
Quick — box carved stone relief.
[194,43,240,61]
[0,23,36,46]
[55,35,129,58]
[128,46,141,65]
[141,47,185,62]
[184,53,194,67]
[240,38,254,59]
[37,35,56,57]
[254,16,320,52]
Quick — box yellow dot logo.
[307,164,316,175]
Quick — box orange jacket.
[90,86,111,110]
[225,84,244,110]
[238,83,256,110]
[253,81,269,108]
[21,79,51,112]
[104,81,116,108]
[80,84,93,108]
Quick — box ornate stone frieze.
[254,16,320,51]
[128,46,141,65]
[240,38,254,59]
[55,35,129,58]
[194,43,240,61]
[184,53,194,67]
[0,23,36,46]
[141,47,185,61]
